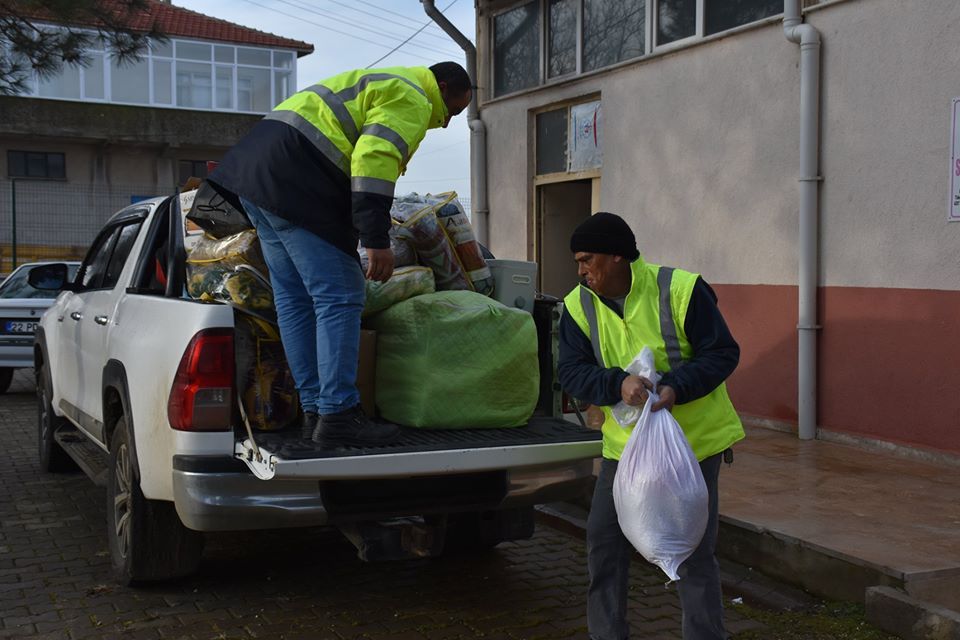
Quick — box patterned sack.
[363,266,435,317]
[391,193,472,291]
[234,314,298,431]
[434,195,494,296]
[186,229,273,316]
[357,224,417,273]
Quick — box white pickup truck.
[31,194,601,584]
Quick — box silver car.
[0,261,80,393]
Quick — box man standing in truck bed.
[209,62,473,446]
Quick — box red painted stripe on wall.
[713,284,960,456]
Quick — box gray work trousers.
[587,453,728,640]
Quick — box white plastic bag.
[612,347,709,581]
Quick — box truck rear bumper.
[171,455,597,532]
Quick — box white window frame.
[20,26,299,114]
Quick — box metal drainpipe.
[420,0,490,247]
[783,0,822,440]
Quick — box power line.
[237,0,438,64]
[366,0,459,69]
[271,0,461,58]
[313,0,463,47]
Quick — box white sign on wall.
[950,98,960,222]
[569,101,603,172]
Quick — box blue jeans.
[587,454,728,640]
[240,198,365,415]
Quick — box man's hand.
[621,375,654,406]
[651,385,676,412]
[364,247,394,283]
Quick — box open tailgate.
[236,417,601,480]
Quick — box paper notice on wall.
[950,98,960,222]
[569,101,603,172]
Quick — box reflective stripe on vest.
[563,258,745,461]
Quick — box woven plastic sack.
[392,193,472,291]
[363,266,435,317]
[434,194,494,296]
[187,229,273,314]
[612,347,708,581]
[358,224,417,273]
[365,290,539,428]
[234,314,298,431]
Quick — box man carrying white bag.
[558,212,745,640]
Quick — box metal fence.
[0,180,164,274]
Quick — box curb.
[866,586,960,640]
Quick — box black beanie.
[570,212,640,261]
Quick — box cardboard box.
[357,329,377,416]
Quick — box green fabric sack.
[366,290,540,428]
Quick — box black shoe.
[300,412,319,440]
[312,406,399,446]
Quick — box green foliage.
[0,0,165,94]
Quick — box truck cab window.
[103,221,144,290]
[78,227,120,290]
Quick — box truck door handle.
[70,311,82,321]
[94,315,108,326]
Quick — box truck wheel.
[106,416,204,584]
[37,364,75,472]
[0,367,13,394]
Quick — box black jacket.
[558,277,740,406]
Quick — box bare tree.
[0,0,164,95]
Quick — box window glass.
[84,53,105,99]
[154,59,172,104]
[215,66,233,109]
[177,61,212,109]
[237,47,271,66]
[111,57,149,103]
[46,153,65,179]
[583,0,645,72]
[7,151,26,177]
[705,0,781,35]
[151,39,173,57]
[38,64,81,99]
[7,151,65,179]
[273,50,294,69]
[177,41,211,61]
[548,0,577,79]
[80,227,119,289]
[103,221,143,289]
[274,70,292,106]
[658,0,696,44]
[493,2,540,96]
[536,109,568,174]
[237,67,271,112]
[0,264,78,299]
[214,45,234,64]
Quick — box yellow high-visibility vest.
[267,66,449,200]
[563,257,744,461]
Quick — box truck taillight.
[168,329,234,431]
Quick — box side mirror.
[27,263,71,291]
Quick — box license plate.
[2,320,38,335]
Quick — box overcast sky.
[174,0,476,207]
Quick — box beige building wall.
[479,0,960,292]
[477,0,960,456]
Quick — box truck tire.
[106,416,204,584]
[0,367,13,394]
[37,364,75,472]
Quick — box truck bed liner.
[250,416,599,460]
